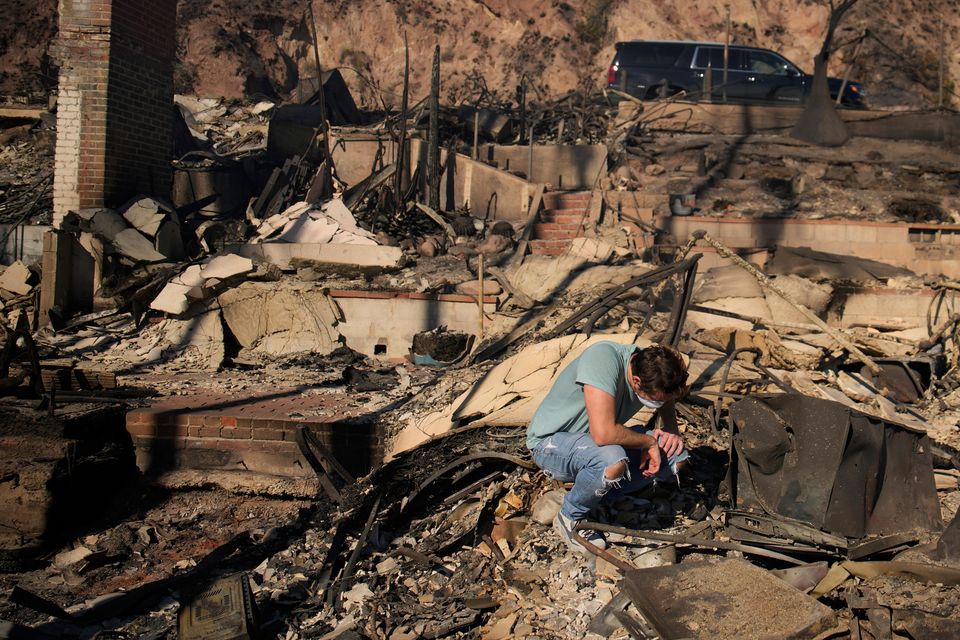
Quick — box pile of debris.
[3,73,960,640]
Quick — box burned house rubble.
[3,18,960,640]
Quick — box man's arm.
[654,399,685,459]
[584,384,661,476]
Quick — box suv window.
[619,42,686,67]
[745,50,793,76]
[693,47,745,70]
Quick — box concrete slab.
[122,197,170,237]
[229,242,405,271]
[126,384,379,480]
[112,228,167,263]
[218,282,342,356]
[199,254,254,280]
[624,558,836,639]
[150,282,198,315]
[331,289,496,359]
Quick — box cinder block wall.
[52,0,177,226]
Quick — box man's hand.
[653,428,685,459]
[640,442,662,477]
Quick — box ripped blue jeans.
[531,431,690,521]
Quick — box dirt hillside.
[3,0,958,109]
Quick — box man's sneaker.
[553,512,607,554]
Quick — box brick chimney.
[51,0,178,226]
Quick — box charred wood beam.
[427,44,441,210]
[394,34,410,212]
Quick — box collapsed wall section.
[51,0,177,225]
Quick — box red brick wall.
[53,0,177,223]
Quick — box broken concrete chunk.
[54,546,94,568]
[251,101,275,115]
[766,274,833,325]
[695,265,765,302]
[837,371,880,403]
[175,264,205,288]
[568,237,615,263]
[218,283,342,357]
[88,209,129,239]
[121,197,172,238]
[624,559,836,639]
[454,280,502,297]
[233,243,405,272]
[199,254,254,280]
[531,489,565,525]
[0,260,35,295]
[150,282,199,315]
[112,228,167,263]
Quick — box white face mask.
[638,396,665,410]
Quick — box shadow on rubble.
[658,104,795,250]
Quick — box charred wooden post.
[394,34,410,212]
[473,108,480,160]
[427,45,441,210]
[518,77,527,142]
[723,5,730,103]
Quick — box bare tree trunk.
[791,0,859,147]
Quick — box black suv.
[607,40,866,108]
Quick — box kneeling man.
[527,341,689,553]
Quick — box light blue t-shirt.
[526,341,644,450]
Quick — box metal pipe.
[574,520,806,567]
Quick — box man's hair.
[630,345,688,396]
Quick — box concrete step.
[543,191,592,208]
[543,206,588,215]
[532,225,584,240]
[529,239,572,256]
[540,212,588,225]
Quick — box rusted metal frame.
[588,590,634,636]
[393,34,410,211]
[574,521,806,567]
[400,452,534,517]
[548,257,701,339]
